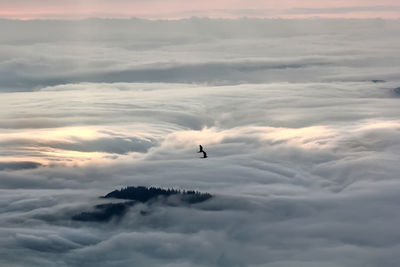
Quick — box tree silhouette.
[73,186,212,222]
[103,186,212,203]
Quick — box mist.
[0,18,400,266]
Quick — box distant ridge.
[73,186,212,222]
[104,186,212,204]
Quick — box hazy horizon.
[1,0,400,20]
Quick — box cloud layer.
[0,18,400,266]
[1,0,400,19]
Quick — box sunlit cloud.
[0,126,157,166]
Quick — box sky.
[0,0,400,19]
[1,7,400,267]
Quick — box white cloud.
[0,18,400,266]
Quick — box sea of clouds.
[0,18,400,266]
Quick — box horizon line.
[1,16,399,22]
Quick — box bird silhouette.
[201,151,208,159]
[198,145,204,153]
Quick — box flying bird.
[198,145,204,153]
[197,145,208,158]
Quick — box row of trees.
[104,186,212,203]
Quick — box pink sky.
[0,0,399,19]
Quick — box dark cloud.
[48,137,155,154]
[0,59,333,90]
[0,161,42,171]
[0,137,155,153]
